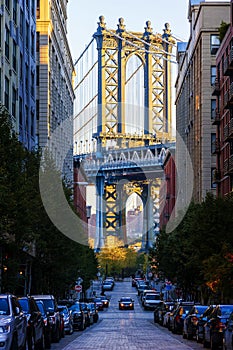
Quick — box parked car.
[196,304,216,344]
[132,277,143,287]
[87,303,99,323]
[154,301,174,325]
[69,303,85,331]
[137,284,148,296]
[163,302,178,328]
[35,300,52,349]
[32,295,61,343]
[141,289,158,305]
[57,305,73,335]
[0,294,27,350]
[203,304,233,349]
[119,297,134,310]
[143,293,162,311]
[18,296,45,350]
[79,302,91,327]
[223,310,233,350]
[169,302,194,334]
[182,304,208,340]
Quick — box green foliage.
[0,108,98,296]
[219,21,230,42]
[152,193,233,303]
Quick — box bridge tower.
[75,17,175,251]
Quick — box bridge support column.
[95,175,105,251]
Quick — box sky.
[67,0,190,61]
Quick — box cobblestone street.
[52,281,204,350]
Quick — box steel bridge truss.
[74,17,176,250]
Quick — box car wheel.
[69,324,73,335]
[38,332,45,350]
[53,326,60,343]
[10,334,18,350]
[27,334,36,350]
[203,338,210,348]
[210,336,220,350]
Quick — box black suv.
[19,296,45,350]
[32,295,61,343]
[35,300,52,349]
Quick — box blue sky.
[67,0,190,61]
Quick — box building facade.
[36,0,75,180]
[0,0,36,150]
[159,148,176,229]
[213,0,233,196]
[175,0,230,203]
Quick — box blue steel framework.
[74,17,175,251]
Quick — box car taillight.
[44,319,47,327]
[191,316,198,324]
[216,321,226,330]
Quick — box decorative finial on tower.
[97,15,106,31]
[145,21,153,34]
[117,17,125,34]
[163,23,171,35]
[143,20,153,41]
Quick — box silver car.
[0,294,27,350]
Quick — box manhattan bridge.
[73,16,176,251]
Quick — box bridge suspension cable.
[105,28,177,64]
[74,38,95,66]
[124,30,177,58]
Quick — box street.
[51,280,204,350]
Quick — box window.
[211,168,217,189]
[12,87,16,118]
[13,0,17,24]
[36,99,39,120]
[31,111,34,136]
[20,53,23,80]
[36,66,39,86]
[31,31,35,56]
[12,40,17,71]
[211,99,216,119]
[211,133,216,153]
[5,26,10,60]
[25,64,29,92]
[36,32,40,52]
[19,97,23,125]
[211,66,216,85]
[20,10,23,37]
[26,22,29,50]
[4,77,9,110]
[210,35,220,55]
[5,0,10,11]
[31,71,34,96]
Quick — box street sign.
[75,285,82,292]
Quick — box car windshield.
[195,306,208,314]
[36,302,46,316]
[121,298,132,302]
[219,306,233,315]
[94,298,102,302]
[69,304,81,312]
[40,299,55,312]
[58,306,68,314]
[18,299,29,313]
[146,295,160,300]
[0,298,10,315]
